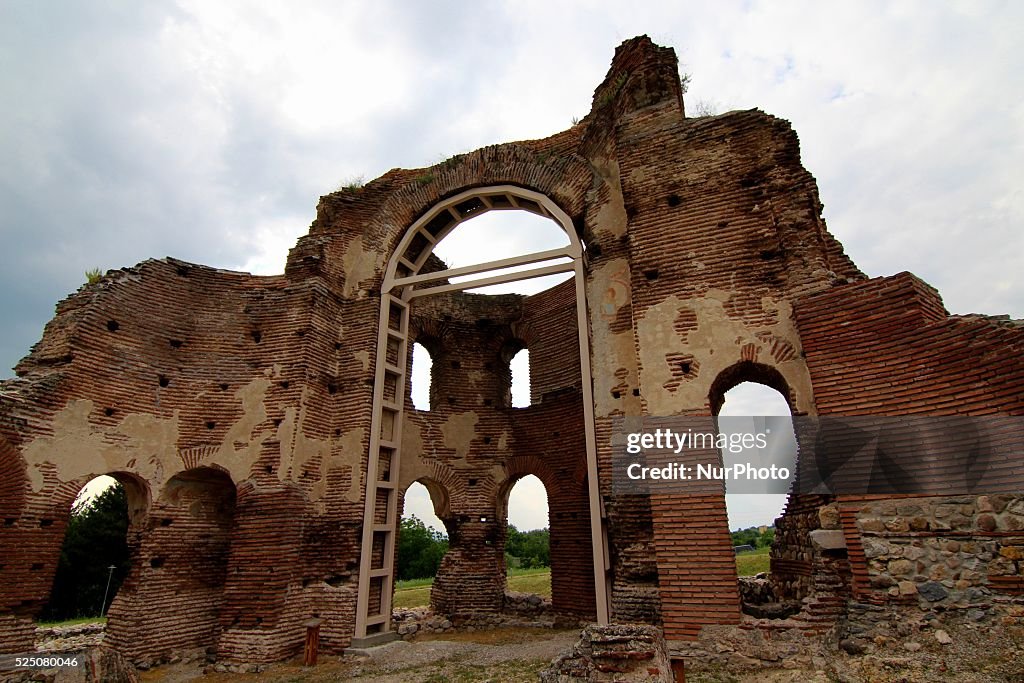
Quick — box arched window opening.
[504,474,550,594]
[41,475,135,622]
[410,342,432,411]
[431,210,574,295]
[395,482,449,608]
[510,348,531,408]
[400,480,447,535]
[717,381,795,573]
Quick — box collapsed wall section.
[0,255,377,662]
[776,273,1024,609]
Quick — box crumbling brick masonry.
[1,36,1021,666]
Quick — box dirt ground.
[138,628,580,683]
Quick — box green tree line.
[730,526,775,549]
[396,517,551,580]
[41,483,130,621]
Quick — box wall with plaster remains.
[1,35,1022,667]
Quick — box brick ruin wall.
[767,272,1024,610]
[1,35,1022,666]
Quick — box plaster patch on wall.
[310,427,365,509]
[591,157,628,239]
[759,297,815,414]
[341,236,384,298]
[398,420,428,489]
[636,290,813,414]
[214,377,272,483]
[440,411,478,459]
[353,350,371,372]
[588,259,639,417]
[22,399,179,492]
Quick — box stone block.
[809,529,846,551]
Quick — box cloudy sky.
[4,1,1022,531]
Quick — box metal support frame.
[353,185,610,642]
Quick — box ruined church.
[1,36,1022,668]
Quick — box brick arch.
[104,464,239,663]
[409,319,455,352]
[365,144,596,264]
[498,453,595,618]
[158,465,237,504]
[496,455,557,520]
[708,360,795,416]
[400,474,453,523]
[45,471,151,526]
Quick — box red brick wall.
[796,272,1024,415]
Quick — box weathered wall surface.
[772,273,1024,611]
[2,34,1021,668]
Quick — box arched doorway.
[716,381,796,574]
[354,186,608,642]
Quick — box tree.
[41,483,130,621]
[505,525,550,568]
[731,525,776,549]
[396,515,448,580]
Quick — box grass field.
[393,567,551,609]
[35,616,106,627]
[735,546,770,576]
[393,551,768,609]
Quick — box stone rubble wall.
[855,495,1024,602]
[540,623,673,682]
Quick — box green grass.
[393,554,768,611]
[393,568,552,609]
[394,583,433,609]
[395,576,435,590]
[35,616,107,627]
[735,546,770,576]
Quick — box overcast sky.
[4,2,1022,531]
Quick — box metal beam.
[405,261,574,300]
[392,247,573,288]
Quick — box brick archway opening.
[39,473,147,627]
[103,467,237,662]
[353,185,608,644]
